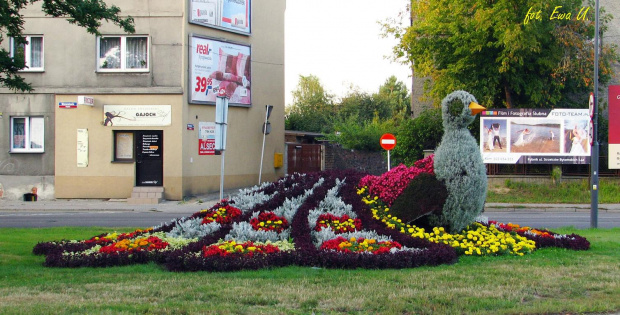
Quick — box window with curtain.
[10,116,44,153]
[10,35,44,71]
[97,36,149,72]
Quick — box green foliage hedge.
[389,173,448,227]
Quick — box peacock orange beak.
[469,102,486,116]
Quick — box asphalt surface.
[1,190,619,229]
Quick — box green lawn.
[487,178,620,204]
[1,227,619,314]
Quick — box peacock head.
[441,90,485,130]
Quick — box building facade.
[0,0,286,201]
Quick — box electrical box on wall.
[274,153,283,168]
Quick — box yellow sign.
[274,153,283,168]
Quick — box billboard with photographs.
[190,0,251,35]
[609,85,620,169]
[480,109,591,164]
[189,35,251,106]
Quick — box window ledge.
[10,151,44,154]
[96,70,149,74]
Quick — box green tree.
[326,114,395,151]
[285,74,335,133]
[337,89,389,123]
[326,77,410,151]
[376,75,411,118]
[0,0,135,92]
[383,0,617,108]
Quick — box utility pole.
[591,0,600,228]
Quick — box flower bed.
[487,221,590,250]
[33,166,589,271]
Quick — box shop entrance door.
[135,130,163,186]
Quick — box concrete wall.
[0,1,287,200]
[54,94,184,200]
[181,0,287,195]
[0,94,55,200]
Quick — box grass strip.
[1,227,619,314]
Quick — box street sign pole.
[380,133,397,172]
[258,105,274,184]
[215,89,229,201]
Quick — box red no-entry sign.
[380,133,397,151]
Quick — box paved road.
[0,210,197,228]
[483,211,620,229]
[1,209,619,229]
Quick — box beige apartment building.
[0,0,286,201]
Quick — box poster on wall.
[77,129,88,167]
[190,0,251,35]
[480,109,591,164]
[189,35,251,106]
[609,85,620,169]
[102,105,171,127]
[198,122,216,155]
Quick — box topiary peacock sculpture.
[430,90,487,232]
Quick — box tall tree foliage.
[376,75,411,117]
[285,74,335,133]
[383,0,617,108]
[0,0,135,92]
[285,75,413,152]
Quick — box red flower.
[358,155,435,205]
[314,213,362,233]
[99,236,168,254]
[320,236,402,254]
[250,212,289,233]
[201,205,242,225]
[202,240,282,257]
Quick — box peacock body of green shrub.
[432,91,487,232]
[389,172,448,228]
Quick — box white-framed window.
[10,117,45,153]
[97,36,149,72]
[10,36,44,71]
[113,131,135,162]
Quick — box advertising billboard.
[189,35,251,106]
[480,109,590,164]
[609,85,620,169]
[190,0,251,35]
[102,105,172,127]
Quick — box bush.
[389,173,447,228]
[391,108,443,165]
[325,115,395,151]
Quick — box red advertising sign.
[609,86,620,144]
[608,85,620,169]
[380,133,397,151]
[199,138,215,155]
